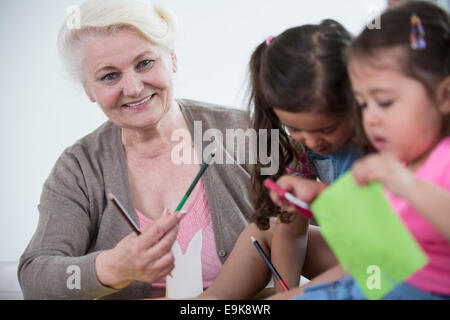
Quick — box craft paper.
[166,230,203,298]
[310,172,428,300]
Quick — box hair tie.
[266,35,276,46]
[410,13,426,50]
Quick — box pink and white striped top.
[136,178,222,298]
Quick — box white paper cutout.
[166,230,203,298]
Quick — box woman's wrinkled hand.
[95,209,184,289]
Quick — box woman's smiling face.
[82,28,177,130]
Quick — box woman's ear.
[84,86,96,103]
[436,76,450,115]
[171,52,178,73]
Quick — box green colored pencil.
[174,150,216,212]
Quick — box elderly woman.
[18,0,253,299]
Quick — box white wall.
[0,0,386,262]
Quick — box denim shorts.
[292,275,450,300]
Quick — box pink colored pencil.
[263,178,313,218]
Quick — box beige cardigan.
[18,99,254,299]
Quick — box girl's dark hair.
[348,1,450,140]
[248,19,354,230]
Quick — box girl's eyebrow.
[369,88,394,95]
[353,88,394,96]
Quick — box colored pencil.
[263,178,313,218]
[109,193,177,278]
[251,236,289,292]
[174,149,216,212]
[108,193,141,235]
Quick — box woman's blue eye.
[138,59,154,69]
[101,73,117,82]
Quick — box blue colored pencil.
[251,236,289,291]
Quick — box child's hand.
[351,153,415,198]
[269,175,327,210]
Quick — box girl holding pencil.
[198,19,367,299]
[275,1,450,300]
[18,0,254,299]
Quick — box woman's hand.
[351,153,415,198]
[95,209,183,289]
[268,175,327,211]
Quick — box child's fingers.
[276,175,314,201]
[351,157,375,186]
[268,190,287,207]
[351,165,364,185]
[276,175,300,193]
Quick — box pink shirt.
[385,137,450,295]
[136,178,222,298]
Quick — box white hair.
[58,0,178,83]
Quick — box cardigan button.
[218,249,226,257]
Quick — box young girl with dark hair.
[197,19,366,298]
[272,1,450,299]
[250,19,363,230]
[248,19,369,293]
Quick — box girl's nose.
[363,104,381,127]
[302,132,325,151]
[122,72,144,97]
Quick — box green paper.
[311,172,428,300]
